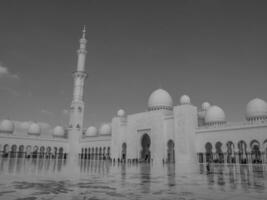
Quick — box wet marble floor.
[0,158,267,200]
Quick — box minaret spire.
[68,27,89,160]
[69,27,88,129]
[77,25,87,72]
[82,25,86,39]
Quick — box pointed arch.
[18,145,24,158]
[205,142,213,162]
[26,145,32,158]
[167,140,175,163]
[46,146,52,158]
[3,144,9,158]
[32,145,39,159]
[121,143,127,161]
[58,147,64,159]
[215,142,224,163]
[250,140,261,163]
[39,146,45,158]
[226,141,235,163]
[140,134,151,162]
[10,144,17,158]
[238,140,247,164]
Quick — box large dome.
[99,124,111,135]
[0,119,15,133]
[85,126,97,137]
[246,98,267,120]
[148,89,173,111]
[53,126,65,137]
[205,105,226,124]
[28,123,41,135]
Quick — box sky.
[0,1,267,128]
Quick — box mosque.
[1,28,267,165]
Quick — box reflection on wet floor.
[0,158,267,199]
[0,157,67,176]
[199,163,266,192]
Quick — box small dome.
[205,105,226,124]
[148,89,173,111]
[85,126,97,137]
[28,123,41,135]
[246,98,267,120]
[53,126,65,137]
[202,102,211,110]
[0,119,15,133]
[99,123,111,135]
[180,95,190,105]
[117,109,126,117]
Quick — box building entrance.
[121,143,127,161]
[141,134,151,161]
[167,140,175,163]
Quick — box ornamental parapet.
[196,120,267,133]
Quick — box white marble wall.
[196,123,267,153]
[173,104,198,164]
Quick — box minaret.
[68,26,88,160]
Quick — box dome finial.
[82,25,86,39]
[158,81,163,89]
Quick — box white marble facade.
[1,28,267,165]
[80,88,267,165]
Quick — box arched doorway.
[167,140,175,163]
[58,147,64,159]
[53,147,58,159]
[81,148,84,159]
[141,134,151,162]
[121,143,127,161]
[251,140,261,163]
[10,145,17,158]
[18,145,24,158]
[238,141,247,164]
[39,146,45,158]
[226,141,235,163]
[205,142,213,163]
[215,142,224,163]
[84,148,87,159]
[46,146,51,158]
[26,145,32,158]
[32,146,39,159]
[3,144,9,158]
